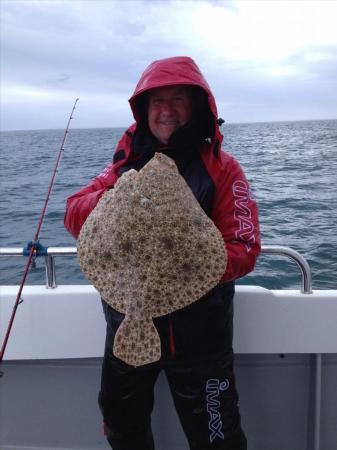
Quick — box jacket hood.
[128,56,221,138]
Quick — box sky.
[1,0,337,131]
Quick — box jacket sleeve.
[211,152,261,282]
[64,126,136,239]
[64,164,119,239]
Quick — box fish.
[77,152,227,366]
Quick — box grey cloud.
[1,0,337,130]
[46,74,72,85]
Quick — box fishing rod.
[0,98,79,375]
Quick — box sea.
[1,119,336,290]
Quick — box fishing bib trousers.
[98,284,247,450]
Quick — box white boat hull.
[1,285,336,360]
[1,284,336,450]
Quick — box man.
[64,56,260,450]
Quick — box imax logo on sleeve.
[232,180,256,252]
[206,378,229,443]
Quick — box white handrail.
[0,245,312,293]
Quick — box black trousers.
[99,351,246,450]
[98,284,246,450]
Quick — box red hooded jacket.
[64,56,260,281]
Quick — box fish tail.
[113,315,161,367]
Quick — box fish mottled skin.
[77,153,227,367]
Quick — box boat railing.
[0,245,312,293]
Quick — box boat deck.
[1,246,336,450]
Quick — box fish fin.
[113,315,161,367]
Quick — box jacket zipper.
[168,318,176,357]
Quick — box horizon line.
[1,117,336,133]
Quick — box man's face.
[147,85,192,145]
